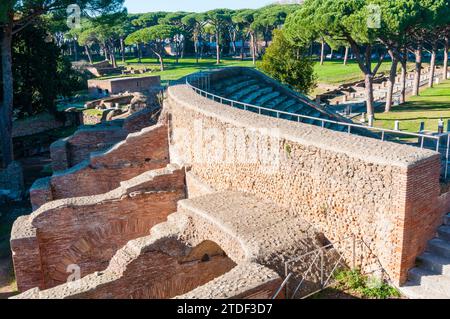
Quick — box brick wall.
[50,106,160,173]
[167,85,447,285]
[13,113,65,138]
[400,158,444,283]
[31,124,169,209]
[12,165,186,291]
[88,76,161,97]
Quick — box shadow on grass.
[381,101,450,113]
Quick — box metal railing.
[272,236,386,299]
[184,73,450,179]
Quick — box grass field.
[314,60,394,85]
[102,57,255,84]
[374,80,450,133]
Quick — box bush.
[334,269,401,299]
[258,29,317,94]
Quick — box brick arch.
[179,214,252,264]
[67,236,238,299]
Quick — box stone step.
[438,225,450,242]
[256,92,280,106]
[428,238,450,258]
[417,252,450,277]
[230,85,260,100]
[408,267,450,295]
[264,96,288,109]
[399,282,449,299]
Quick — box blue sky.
[124,0,274,13]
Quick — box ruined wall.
[50,107,161,172]
[31,124,169,209]
[12,165,185,292]
[167,84,445,285]
[88,76,161,96]
[12,208,283,300]
[13,230,238,299]
[50,125,127,171]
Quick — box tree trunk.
[428,42,437,88]
[215,31,220,64]
[181,36,185,59]
[200,36,204,60]
[0,21,14,167]
[365,73,375,124]
[320,39,325,65]
[85,45,93,64]
[153,48,164,71]
[444,35,449,80]
[264,30,269,48]
[385,51,398,112]
[250,32,256,65]
[103,46,109,60]
[413,43,422,96]
[343,46,349,65]
[138,44,142,63]
[175,41,179,64]
[254,33,259,61]
[120,37,125,63]
[195,35,199,64]
[400,61,407,104]
[240,34,245,61]
[73,40,78,61]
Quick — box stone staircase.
[209,74,350,133]
[400,213,450,299]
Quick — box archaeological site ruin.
[8,67,450,299]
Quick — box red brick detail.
[10,234,44,292]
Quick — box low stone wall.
[167,84,447,285]
[12,164,186,292]
[31,124,169,209]
[12,113,68,138]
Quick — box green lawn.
[314,60,424,84]
[374,80,450,133]
[101,57,255,84]
[314,60,396,85]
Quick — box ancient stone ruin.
[9,68,450,299]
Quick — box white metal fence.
[271,236,386,299]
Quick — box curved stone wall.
[166,83,447,285]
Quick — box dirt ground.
[0,257,17,299]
